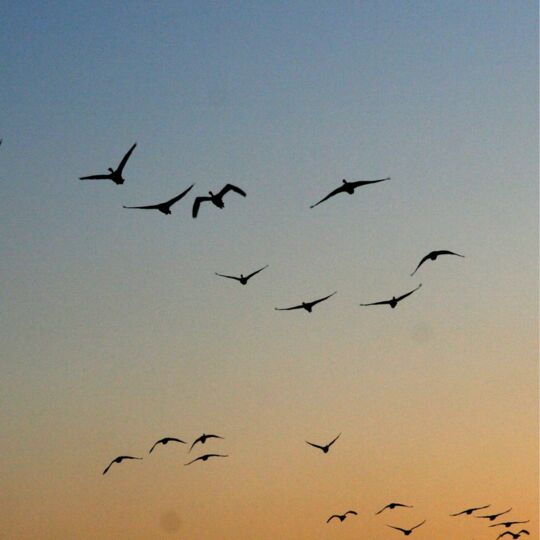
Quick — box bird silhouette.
[387,520,426,535]
[305,433,340,453]
[275,291,337,313]
[184,453,228,466]
[490,521,530,529]
[148,437,187,454]
[80,143,136,185]
[102,455,142,475]
[410,250,464,276]
[189,434,224,453]
[376,503,414,515]
[326,510,357,523]
[215,265,268,285]
[123,184,194,215]
[496,531,529,540]
[450,505,491,516]
[192,184,246,218]
[476,508,512,521]
[360,284,422,309]
[310,177,390,208]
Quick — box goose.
[80,143,136,185]
[102,455,142,475]
[192,184,246,218]
[410,250,464,276]
[305,433,340,454]
[360,284,422,309]
[123,184,194,214]
[215,265,268,285]
[310,177,389,208]
[275,292,337,313]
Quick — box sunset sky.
[1,2,538,539]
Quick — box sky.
[0,1,538,539]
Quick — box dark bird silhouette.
[102,455,142,475]
[490,521,530,529]
[450,505,491,516]
[184,453,228,466]
[496,531,529,540]
[80,143,136,185]
[376,503,414,515]
[410,250,464,276]
[360,284,422,309]
[123,184,194,215]
[215,265,269,285]
[476,508,512,521]
[387,520,426,535]
[148,437,187,454]
[326,510,357,523]
[310,177,390,208]
[275,291,337,313]
[305,433,340,453]
[189,433,224,453]
[192,184,246,218]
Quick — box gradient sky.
[1,2,538,539]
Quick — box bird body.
[275,292,337,313]
[102,455,142,475]
[184,453,228,466]
[215,265,268,285]
[326,510,357,523]
[80,143,136,185]
[306,433,341,453]
[360,284,422,309]
[123,184,194,214]
[192,184,246,218]
[149,437,187,453]
[310,177,390,208]
[410,250,464,276]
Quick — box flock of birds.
[67,141,529,538]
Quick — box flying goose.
[410,250,464,276]
[275,292,337,313]
[360,284,422,309]
[215,265,268,285]
[80,143,136,185]
[148,437,187,454]
[102,455,142,475]
[305,433,340,454]
[192,184,246,218]
[123,184,194,214]
[310,177,389,208]
[376,503,413,515]
[326,511,357,523]
[387,520,426,535]
[189,434,224,453]
[184,454,228,466]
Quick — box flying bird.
[215,265,268,285]
[310,177,390,208]
[192,184,246,218]
[376,503,413,515]
[123,184,194,215]
[184,454,228,466]
[496,531,530,540]
[360,284,422,309]
[189,434,224,453]
[326,511,357,523]
[410,250,464,276]
[79,143,137,185]
[387,520,426,535]
[490,521,530,529]
[476,508,512,521]
[275,292,337,313]
[102,455,142,475]
[305,433,340,454]
[148,437,187,454]
[450,505,491,516]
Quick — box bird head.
[108,167,114,173]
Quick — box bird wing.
[326,515,339,523]
[496,533,512,539]
[165,183,195,207]
[79,174,112,180]
[218,183,246,198]
[308,291,337,307]
[116,143,137,173]
[305,441,325,450]
[435,250,465,258]
[149,441,161,453]
[123,204,162,210]
[205,434,224,440]
[327,433,341,447]
[215,273,242,281]
[167,437,187,444]
[206,453,227,458]
[376,505,390,515]
[102,460,115,475]
[360,299,392,306]
[395,284,422,303]
[245,265,269,280]
[349,177,390,189]
[346,510,357,516]
[310,184,346,208]
[184,456,203,465]
[411,520,426,530]
[387,525,406,532]
[410,254,432,276]
[275,304,304,311]
[192,196,211,218]
[189,436,204,453]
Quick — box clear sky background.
[1,1,538,539]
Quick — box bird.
[123,184,194,215]
[410,250,464,276]
[476,508,512,521]
[148,437,187,454]
[326,511,357,523]
[79,143,137,185]
[450,505,491,516]
[275,291,337,313]
[215,265,269,285]
[387,520,426,535]
[305,433,341,453]
[102,455,142,475]
[496,531,529,540]
[184,454,228,466]
[192,184,246,218]
[490,521,530,529]
[376,503,414,515]
[189,433,224,453]
[359,284,422,309]
[310,177,390,208]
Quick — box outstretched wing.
[310,184,347,208]
[218,183,246,198]
[205,434,224,441]
[245,264,269,280]
[326,515,339,523]
[215,272,241,281]
[275,303,304,311]
[395,284,422,303]
[496,533,512,540]
[192,196,211,218]
[309,291,337,307]
[123,204,161,210]
[165,183,195,207]
[102,460,115,475]
[387,525,407,533]
[305,440,325,451]
[184,456,204,466]
[360,299,392,307]
[116,143,137,173]
[411,520,426,530]
[345,510,357,516]
[327,433,341,447]
[80,174,112,180]
[410,254,432,276]
[349,177,390,189]
[189,435,204,453]
[435,250,465,258]
[376,504,391,515]
[149,440,161,453]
